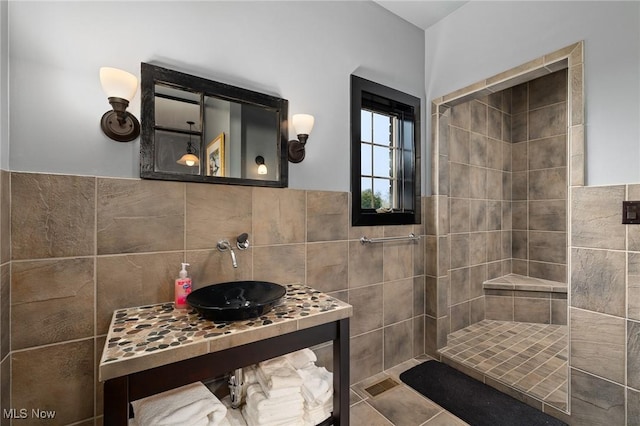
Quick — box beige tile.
[571,248,625,317]
[306,190,348,242]
[450,267,469,305]
[450,302,470,333]
[529,135,566,170]
[486,200,501,231]
[349,401,393,425]
[12,340,94,425]
[187,248,252,286]
[449,163,470,199]
[511,171,527,201]
[450,234,469,269]
[350,284,383,336]
[11,258,94,350]
[469,133,487,167]
[528,70,567,110]
[449,101,470,130]
[383,241,413,282]
[529,200,566,232]
[97,178,183,255]
[0,171,9,264]
[486,137,502,170]
[571,308,625,384]
[450,127,470,165]
[470,100,487,136]
[629,252,640,321]
[511,112,527,143]
[628,320,640,389]
[485,295,513,321]
[570,64,584,126]
[252,244,305,284]
[252,187,305,245]
[12,173,95,259]
[487,107,502,141]
[529,261,566,283]
[528,103,567,140]
[511,141,527,172]
[570,125,585,187]
[366,385,442,426]
[424,411,467,425]
[349,240,383,288]
[628,388,640,426]
[384,278,414,326]
[570,368,625,425]
[413,276,425,317]
[514,297,550,324]
[469,166,486,199]
[529,168,566,201]
[96,252,183,334]
[350,330,383,384]
[528,231,566,264]
[469,232,487,265]
[450,198,470,233]
[384,320,413,369]
[413,316,425,358]
[0,264,8,361]
[306,241,348,293]
[185,183,252,250]
[571,185,626,250]
[1,357,9,426]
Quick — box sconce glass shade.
[292,114,315,136]
[177,153,200,167]
[100,67,138,101]
[255,156,268,175]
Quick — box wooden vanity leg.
[104,376,129,426]
[333,317,350,426]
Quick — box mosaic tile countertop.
[99,283,352,381]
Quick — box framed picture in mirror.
[206,133,225,177]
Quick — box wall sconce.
[255,156,268,175]
[177,121,200,167]
[99,67,140,142]
[288,114,315,163]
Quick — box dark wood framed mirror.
[140,63,289,187]
[350,75,421,226]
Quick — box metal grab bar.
[360,233,420,245]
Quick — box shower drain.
[364,377,400,397]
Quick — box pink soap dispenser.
[174,263,192,309]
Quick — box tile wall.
[1,172,426,425]
[570,184,640,425]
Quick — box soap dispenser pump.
[174,262,192,309]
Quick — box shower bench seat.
[483,274,567,325]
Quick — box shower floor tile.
[439,320,568,411]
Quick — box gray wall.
[7,1,425,192]
[0,0,7,170]
[425,1,640,188]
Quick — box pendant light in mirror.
[177,121,200,167]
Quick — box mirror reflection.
[140,63,289,187]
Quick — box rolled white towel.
[283,348,317,370]
[131,382,227,426]
[256,357,303,391]
[255,370,300,399]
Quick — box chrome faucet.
[217,240,238,268]
[217,233,250,268]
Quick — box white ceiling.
[374,0,468,30]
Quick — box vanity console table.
[99,284,352,425]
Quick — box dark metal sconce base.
[288,134,309,163]
[100,110,141,142]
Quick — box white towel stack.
[239,349,332,426]
[130,382,229,426]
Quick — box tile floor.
[350,320,569,425]
[439,320,568,411]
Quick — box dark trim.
[140,62,289,188]
[350,75,421,226]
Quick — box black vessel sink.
[187,281,287,321]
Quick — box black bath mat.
[399,361,566,426]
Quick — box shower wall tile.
[529,135,566,170]
[450,267,470,305]
[348,240,383,288]
[306,191,348,242]
[570,368,625,426]
[97,178,183,254]
[449,127,470,164]
[628,320,640,390]
[529,168,566,200]
[0,265,8,361]
[488,108,502,140]
[571,308,625,384]
[1,357,9,426]
[469,232,487,265]
[413,316,425,358]
[450,198,470,233]
[450,102,470,130]
[528,103,566,140]
[470,100,487,135]
[450,301,470,333]
[512,142,527,172]
[570,125,585,186]
[571,248,625,317]
[485,293,514,321]
[12,173,95,260]
[450,233,469,269]
[514,296,550,323]
[470,133,487,168]
[469,166,487,199]
[528,70,567,109]
[529,261,566,284]
[469,264,486,299]
[450,163,470,198]
[529,200,566,232]
[511,83,528,115]
[627,185,640,252]
[528,231,566,263]
[570,64,584,126]
[511,112,527,143]
[1,171,9,264]
[413,276,425,317]
[629,252,640,321]
[11,258,94,350]
[572,185,626,250]
[469,200,487,232]
[512,171,527,201]
[186,184,251,249]
[629,388,640,426]
[487,200,501,231]
[486,137,503,170]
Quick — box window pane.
[373,113,391,145]
[373,145,393,178]
[373,178,392,209]
[361,177,378,209]
[361,110,372,143]
[361,143,372,175]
